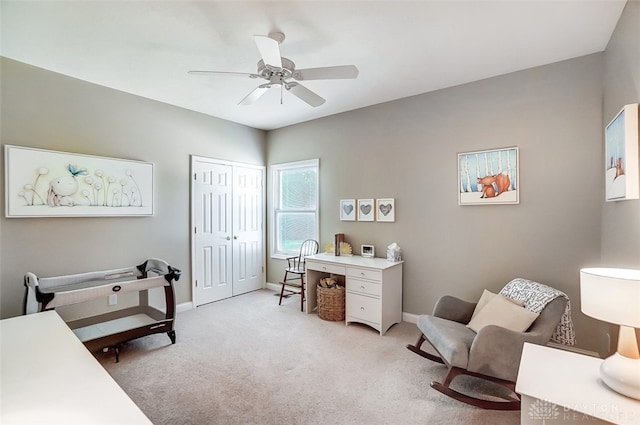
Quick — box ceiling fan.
[188,32,359,107]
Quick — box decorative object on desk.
[361,244,375,258]
[580,268,640,400]
[317,279,345,321]
[325,242,335,254]
[334,233,345,256]
[605,103,639,201]
[357,199,374,221]
[387,242,401,262]
[376,198,395,222]
[340,199,356,221]
[5,145,154,217]
[339,242,352,256]
[458,147,519,205]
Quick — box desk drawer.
[346,267,381,282]
[306,261,346,276]
[347,293,381,324]
[346,278,381,297]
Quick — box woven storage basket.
[317,285,345,321]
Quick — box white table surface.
[517,343,640,425]
[306,253,403,269]
[0,310,151,425]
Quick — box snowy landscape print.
[458,147,519,205]
[605,109,627,201]
[5,146,153,217]
[604,104,640,202]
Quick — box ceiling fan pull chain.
[280,84,284,105]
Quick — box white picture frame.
[376,198,395,222]
[361,244,375,258]
[340,199,356,221]
[357,199,374,221]
[458,147,519,205]
[5,145,154,217]
[605,103,639,202]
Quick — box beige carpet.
[96,289,520,425]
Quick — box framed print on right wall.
[605,103,639,202]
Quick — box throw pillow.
[470,289,524,320]
[467,294,539,333]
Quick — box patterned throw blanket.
[499,278,576,346]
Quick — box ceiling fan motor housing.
[257,58,295,81]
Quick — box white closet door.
[232,166,264,296]
[193,160,233,305]
[192,157,265,306]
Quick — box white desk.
[516,343,640,425]
[305,254,403,335]
[0,311,152,425]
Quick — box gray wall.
[267,53,604,353]
[602,0,640,265]
[0,58,267,318]
[598,0,640,355]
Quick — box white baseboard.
[266,282,281,292]
[176,302,194,313]
[403,312,419,324]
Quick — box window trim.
[270,158,319,259]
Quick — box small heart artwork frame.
[375,198,395,222]
[357,199,374,221]
[340,199,356,221]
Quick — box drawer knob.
[360,285,365,290]
[360,272,365,276]
[360,307,365,311]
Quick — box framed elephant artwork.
[5,145,154,217]
[458,147,519,205]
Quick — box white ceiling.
[0,1,627,131]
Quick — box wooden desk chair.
[278,239,319,311]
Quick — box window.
[271,159,319,257]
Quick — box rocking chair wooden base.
[406,334,521,411]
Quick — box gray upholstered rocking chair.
[406,278,571,410]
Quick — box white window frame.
[271,158,319,259]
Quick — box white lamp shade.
[580,268,640,328]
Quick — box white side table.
[516,343,640,425]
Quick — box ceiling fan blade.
[253,35,282,69]
[188,70,260,79]
[238,84,270,106]
[292,65,359,81]
[286,83,325,107]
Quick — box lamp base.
[601,352,640,400]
